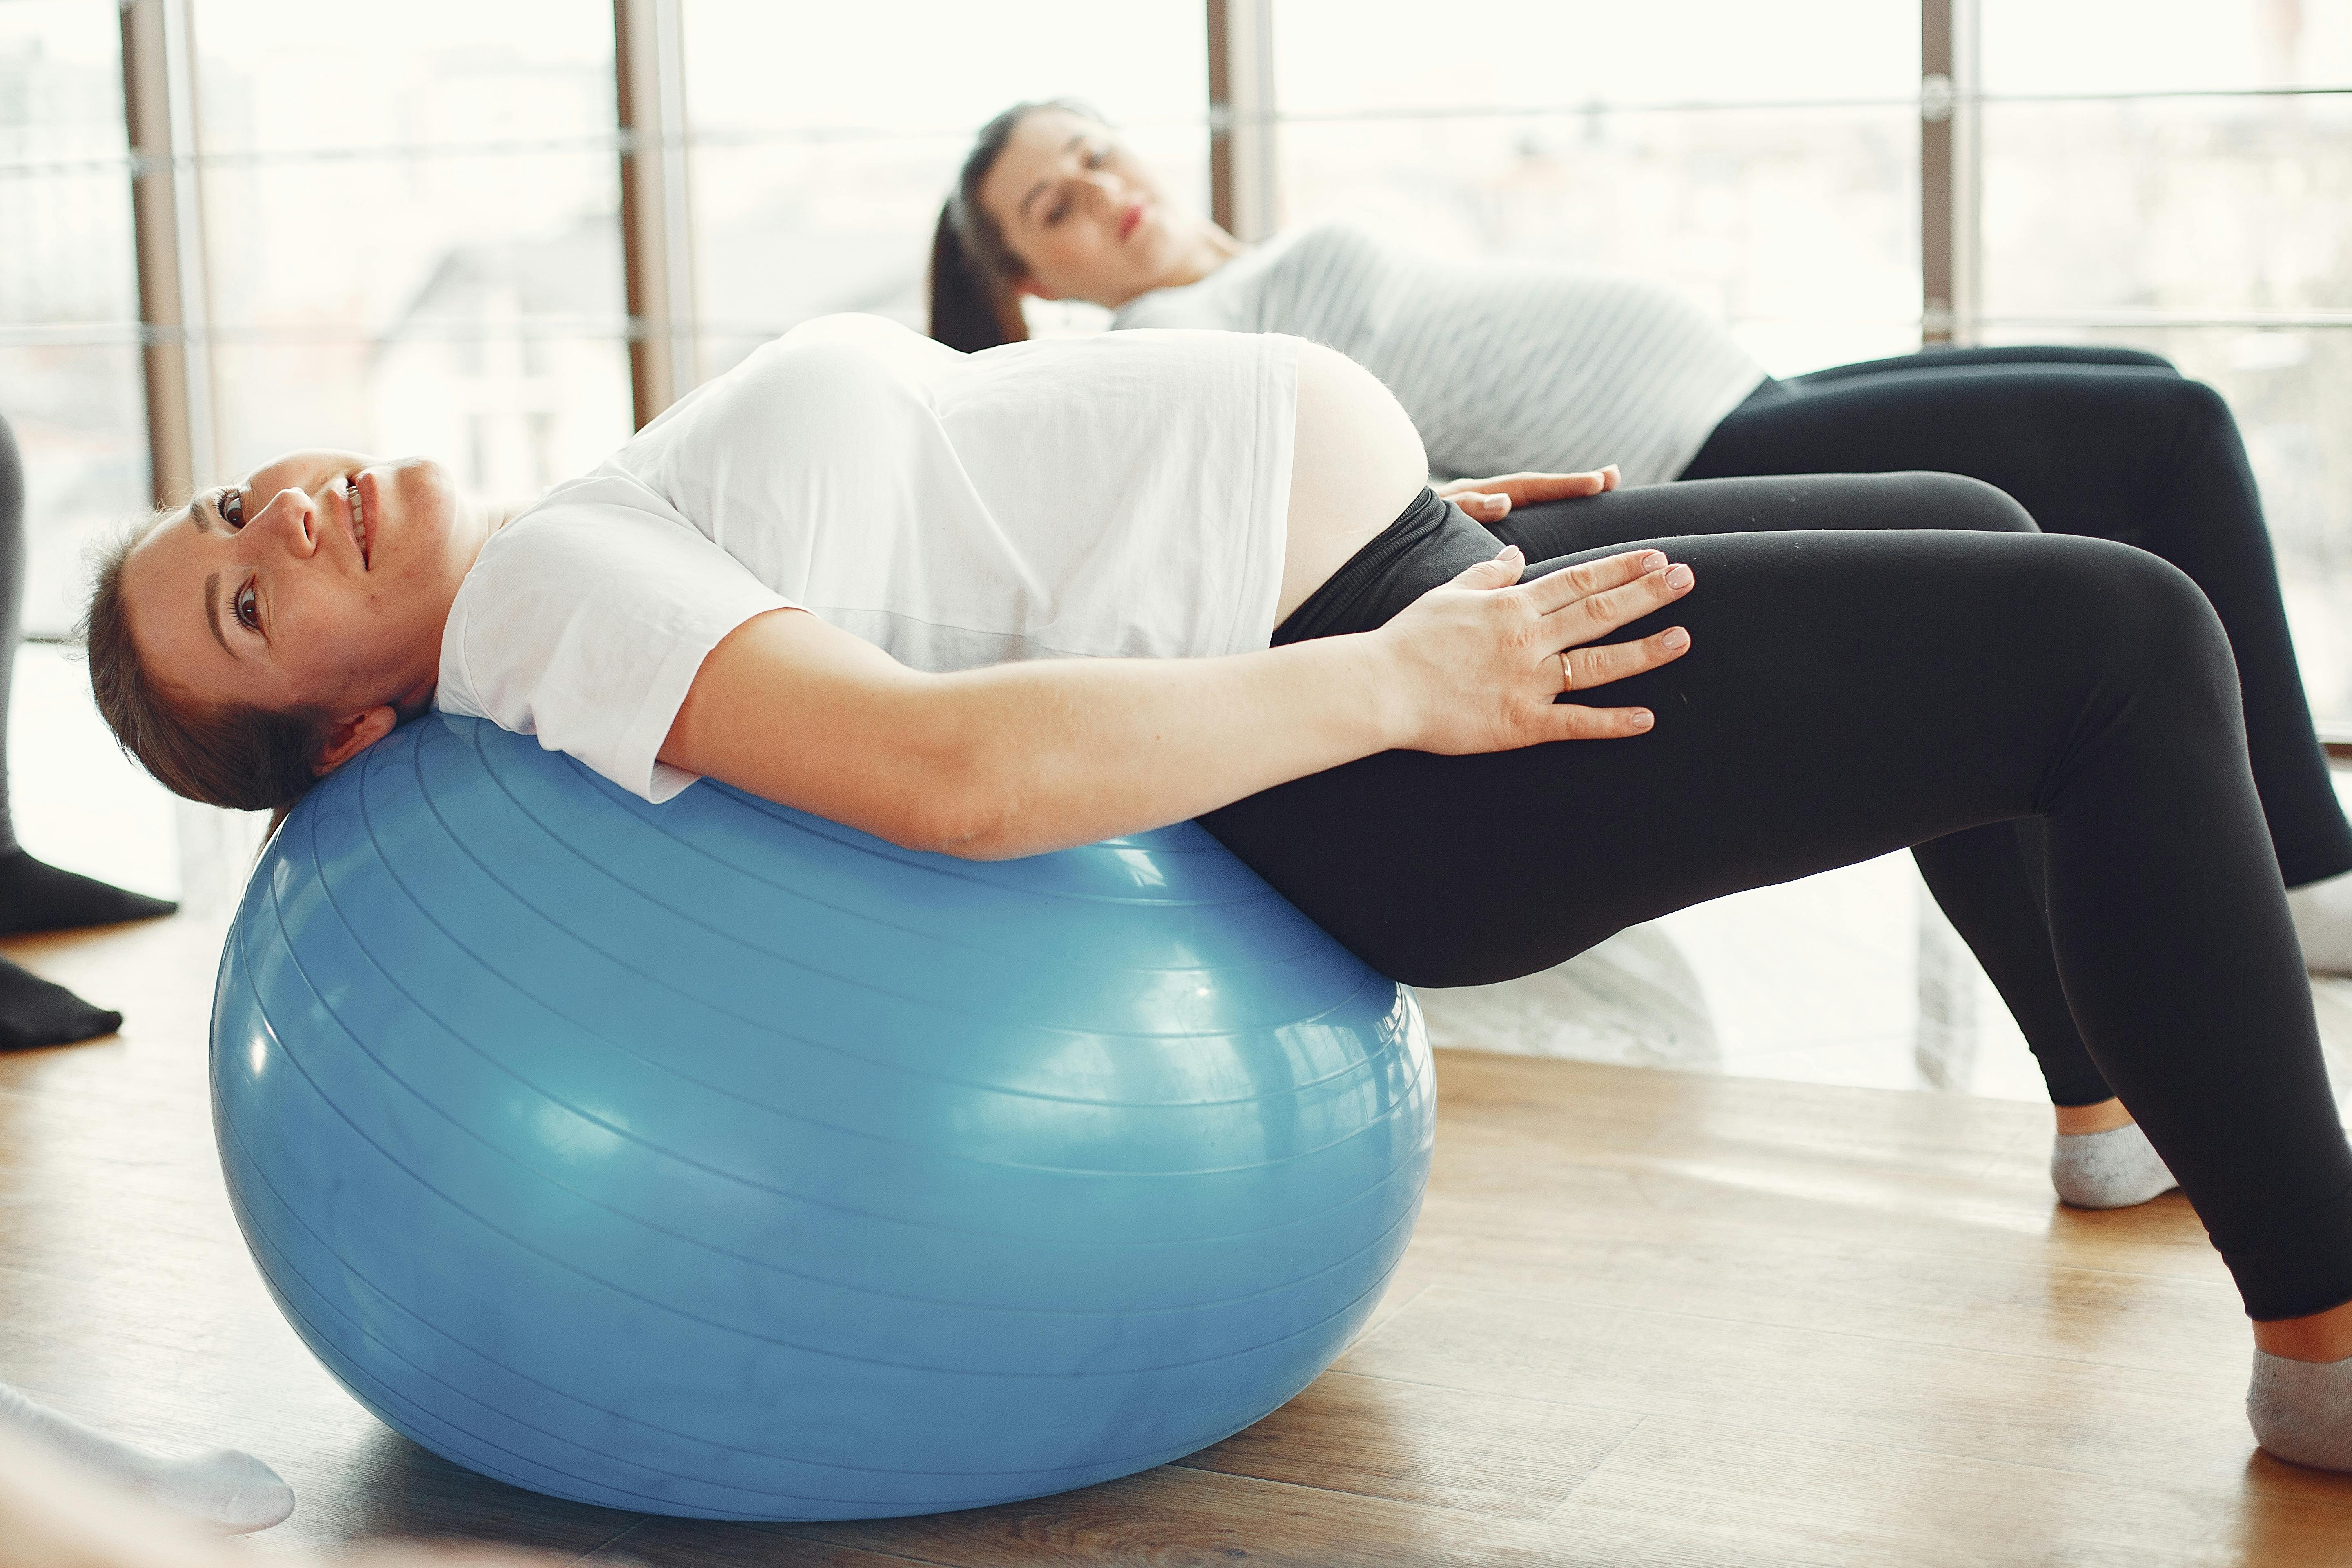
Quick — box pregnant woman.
[926,98,2352,1021]
[78,310,2352,1471]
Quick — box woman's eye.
[221,489,245,529]
[234,581,259,632]
[1045,198,1069,225]
[1084,146,1107,167]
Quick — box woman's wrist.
[1345,628,1421,753]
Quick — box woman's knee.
[2158,376,2236,440]
[2049,536,2238,709]
[1896,470,2039,535]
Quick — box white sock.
[0,1380,294,1534]
[2287,868,2352,976]
[2050,1120,2178,1209]
[2250,1350,2352,1470]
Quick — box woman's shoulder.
[1113,222,1390,331]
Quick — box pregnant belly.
[1275,342,1430,626]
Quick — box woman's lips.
[1118,201,1145,242]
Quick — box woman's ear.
[313,705,400,776]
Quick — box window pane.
[3,346,151,636]
[1980,96,2352,319]
[1272,3,1922,376]
[189,0,618,156]
[187,3,630,490]
[193,151,632,481]
[209,336,633,503]
[1982,0,2352,97]
[1977,323,2352,723]
[0,1,130,165]
[1276,0,1916,116]
[680,0,1209,375]
[1274,109,1922,377]
[1,7,145,635]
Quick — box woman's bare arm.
[662,546,1695,860]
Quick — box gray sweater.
[1113,221,1766,487]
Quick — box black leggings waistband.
[1273,488,1501,646]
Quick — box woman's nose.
[253,488,319,559]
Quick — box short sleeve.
[435,494,792,803]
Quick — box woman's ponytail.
[929,98,1105,354]
[929,203,1016,353]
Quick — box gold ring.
[1558,649,1571,692]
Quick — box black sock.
[0,957,120,1050]
[0,850,176,936]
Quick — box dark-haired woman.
[80,307,2352,1470]
[925,101,2352,1040]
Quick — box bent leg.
[1205,522,2352,1318]
[1488,468,2037,559]
[1490,473,2114,1107]
[1680,364,2352,887]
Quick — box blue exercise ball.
[212,713,1432,1521]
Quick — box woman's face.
[119,450,480,759]
[976,108,1197,307]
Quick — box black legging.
[1685,346,2352,890]
[1671,346,2352,1110]
[1198,474,2352,1322]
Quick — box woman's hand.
[1372,545,1693,755]
[1439,466,1621,525]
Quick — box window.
[1975,0,2352,722]
[184,0,633,504]
[1271,0,1925,375]
[0,2,146,635]
[677,0,1211,378]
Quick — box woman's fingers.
[1540,558,1694,640]
[1546,702,1657,739]
[1561,625,1691,690]
[1519,549,1670,613]
[1448,545,1526,588]
[1478,470,1616,505]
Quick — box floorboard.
[3,909,2348,1565]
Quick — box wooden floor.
[8,911,2352,1566]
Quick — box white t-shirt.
[435,314,1299,803]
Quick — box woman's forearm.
[925,635,1407,859]
[668,550,1687,861]
[664,607,1411,862]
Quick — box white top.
[1114,221,1766,488]
[436,314,1299,803]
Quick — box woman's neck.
[1114,219,1247,306]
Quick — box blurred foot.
[0,849,175,935]
[0,957,120,1051]
[0,1381,294,1534]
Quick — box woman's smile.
[342,470,373,570]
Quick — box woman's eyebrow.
[200,570,235,657]
[1018,135,1088,223]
